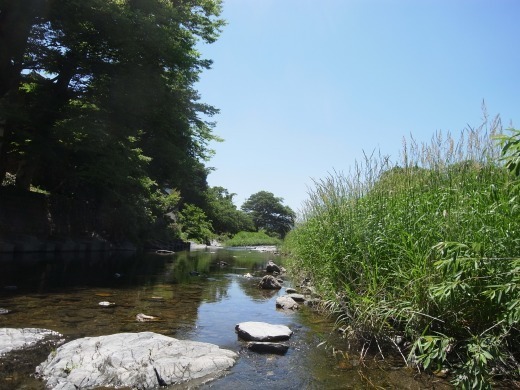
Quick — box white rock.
[235,322,292,342]
[0,328,62,356]
[36,332,237,390]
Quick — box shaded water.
[0,249,449,389]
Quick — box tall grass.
[284,114,520,388]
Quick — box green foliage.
[284,116,520,387]
[495,128,520,197]
[495,128,520,178]
[241,191,296,238]
[204,186,254,234]
[0,0,225,242]
[178,203,213,244]
[224,231,282,247]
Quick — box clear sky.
[196,0,519,213]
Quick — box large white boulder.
[36,332,237,390]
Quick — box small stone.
[433,368,449,378]
[136,313,158,322]
[98,301,115,307]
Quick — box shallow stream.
[0,248,450,389]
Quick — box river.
[0,248,450,389]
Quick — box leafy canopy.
[0,0,225,242]
[241,191,295,238]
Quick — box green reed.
[284,114,519,388]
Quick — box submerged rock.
[0,328,62,357]
[235,322,292,342]
[36,332,237,390]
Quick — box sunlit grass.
[284,114,520,388]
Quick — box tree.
[178,203,213,244]
[205,186,254,235]
[241,191,296,238]
[0,0,225,242]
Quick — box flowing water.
[0,248,450,389]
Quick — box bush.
[178,203,214,244]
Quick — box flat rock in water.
[276,296,299,311]
[36,332,237,390]
[247,342,289,355]
[0,328,62,357]
[235,322,292,342]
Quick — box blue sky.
[196,0,519,213]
